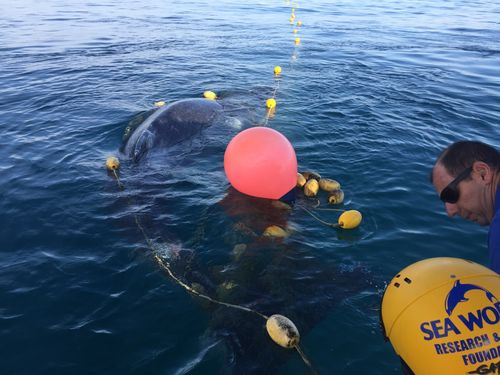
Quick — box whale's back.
[123,98,223,161]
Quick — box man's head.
[431,141,500,226]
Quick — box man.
[431,140,500,274]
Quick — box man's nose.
[445,203,459,217]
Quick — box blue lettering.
[484,349,492,362]
[463,354,470,365]
[493,346,500,359]
[443,318,461,337]
[459,339,470,351]
[447,342,456,353]
[420,322,434,340]
[422,318,461,339]
[482,306,500,325]
[435,343,444,354]
[431,320,445,338]
[467,338,475,349]
[480,334,491,347]
[459,310,484,331]
[461,345,500,366]
[473,336,483,348]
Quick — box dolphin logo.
[445,280,498,316]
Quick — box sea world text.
[420,302,500,340]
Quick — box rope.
[299,205,340,228]
[154,255,269,319]
[112,169,124,190]
[262,3,301,127]
[132,212,270,319]
[262,76,281,127]
[296,345,321,375]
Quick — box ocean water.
[1,0,499,374]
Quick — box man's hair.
[435,141,500,178]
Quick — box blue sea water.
[1,0,499,374]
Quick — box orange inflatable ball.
[224,127,297,200]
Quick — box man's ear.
[472,161,492,183]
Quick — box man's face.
[432,163,490,226]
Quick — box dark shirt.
[488,184,500,274]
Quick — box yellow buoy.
[289,17,295,23]
[328,189,345,205]
[338,210,362,229]
[153,101,166,107]
[266,314,300,348]
[292,28,298,34]
[297,20,302,27]
[300,171,321,181]
[263,225,288,238]
[295,37,301,45]
[266,98,276,109]
[318,178,341,192]
[274,65,282,75]
[296,173,307,188]
[303,179,319,197]
[203,91,217,100]
[106,156,120,171]
[381,258,500,374]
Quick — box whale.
[119,97,375,373]
[121,98,223,162]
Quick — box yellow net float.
[328,189,344,205]
[338,210,362,229]
[295,37,301,45]
[318,178,340,192]
[266,98,277,109]
[274,65,282,76]
[105,156,120,171]
[296,173,307,188]
[263,225,288,238]
[153,101,166,107]
[297,20,302,27]
[203,90,217,100]
[303,179,319,197]
[266,314,300,348]
[300,171,321,181]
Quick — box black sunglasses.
[439,167,473,204]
